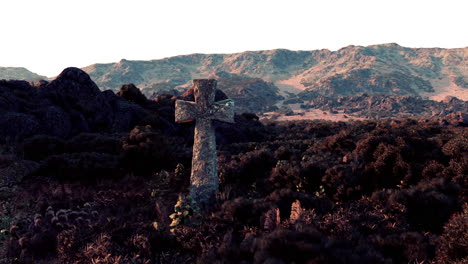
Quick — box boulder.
[101,90,148,132]
[40,67,114,132]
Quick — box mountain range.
[80,43,467,101]
[1,44,467,110]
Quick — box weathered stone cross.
[175,79,235,207]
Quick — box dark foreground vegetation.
[0,68,467,263]
[1,118,466,264]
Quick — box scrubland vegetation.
[1,117,466,264]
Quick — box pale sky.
[1,0,466,77]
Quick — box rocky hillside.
[0,67,46,81]
[0,68,147,141]
[299,94,468,121]
[297,44,467,99]
[82,44,467,101]
[0,67,262,144]
[210,72,283,113]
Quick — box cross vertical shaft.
[191,118,218,205]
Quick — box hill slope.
[0,67,47,81]
[82,44,467,101]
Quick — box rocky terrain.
[297,44,467,99]
[282,93,468,121]
[80,44,467,102]
[0,68,147,142]
[0,68,262,145]
[211,72,283,113]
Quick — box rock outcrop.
[0,68,147,141]
[0,68,266,148]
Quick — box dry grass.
[420,78,468,101]
[261,108,366,122]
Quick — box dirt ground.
[260,108,367,122]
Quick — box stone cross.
[175,79,235,207]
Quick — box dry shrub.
[120,125,175,176]
[435,206,468,263]
[117,83,148,106]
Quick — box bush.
[268,162,301,190]
[387,178,462,233]
[406,179,461,233]
[66,133,121,154]
[120,125,175,176]
[220,197,272,226]
[39,152,120,180]
[116,83,148,106]
[436,206,468,263]
[253,227,385,264]
[442,130,468,158]
[219,148,275,188]
[22,135,65,161]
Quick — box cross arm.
[175,100,197,123]
[210,99,235,123]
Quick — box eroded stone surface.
[175,79,234,207]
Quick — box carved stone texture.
[175,79,234,207]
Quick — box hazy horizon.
[1,0,467,77]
